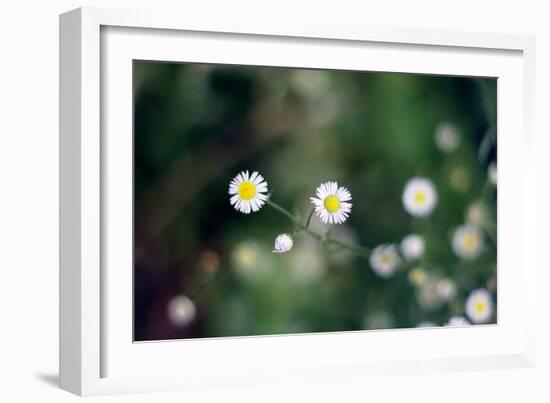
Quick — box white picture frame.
[59,6,537,396]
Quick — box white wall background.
[0,1,548,401]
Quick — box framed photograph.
[60,7,537,396]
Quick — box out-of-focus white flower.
[229,171,268,214]
[400,234,425,261]
[445,316,471,327]
[363,311,394,330]
[291,70,331,99]
[488,162,497,185]
[465,288,494,324]
[466,201,488,226]
[310,181,352,224]
[291,70,341,127]
[452,224,484,260]
[435,122,461,152]
[402,177,438,217]
[232,241,262,278]
[417,321,437,328]
[436,278,457,302]
[416,277,442,311]
[273,233,293,254]
[408,267,428,286]
[369,244,400,278]
[309,94,342,127]
[167,295,196,327]
[289,237,327,284]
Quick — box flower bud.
[273,233,293,254]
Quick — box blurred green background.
[133,61,497,341]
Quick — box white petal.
[252,199,260,212]
[254,174,265,185]
[249,171,258,183]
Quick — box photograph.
[133,61,497,341]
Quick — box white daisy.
[310,181,352,224]
[231,241,262,278]
[465,288,493,324]
[369,244,400,278]
[400,234,425,261]
[167,295,196,327]
[289,237,327,284]
[416,278,443,311]
[445,316,471,327]
[452,223,484,260]
[488,162,497,185]
[273,233,293,254]
[229,171,268,214]
[402,177,438,217]
[436,278,457,302]
[435,122,461,152]
[466,201,487,225]
[408,267,428,286]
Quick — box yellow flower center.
[238,181,257,201]
[462,233,477,251]
[381,253,392,265]
[234,245,258,270]
[474,300,486,314]
[415,190,426,203]
[324,195,341,213]
[409,268,426,286]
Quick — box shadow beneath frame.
[35,373,59,388]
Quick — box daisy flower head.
[229,171,268,214]
[408,267,428,287]
[369,244,400,278]
[167,295,196,327]
[310,181,352,224]
[452,223,484,260]
[465,288,493,324]
[435,121,461,153]
[273,233,293,254]
[416,278,442,311]
[289,237,327,284]
[402,177,438,217]
[466,201,488,226]
[436,278,457,302]
[445,316,471,327]
[400,234,425,261]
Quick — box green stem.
[305,208,315,229]
[266,199,371,258]
[266,199,303,226]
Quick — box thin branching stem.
[266,199,371,258]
